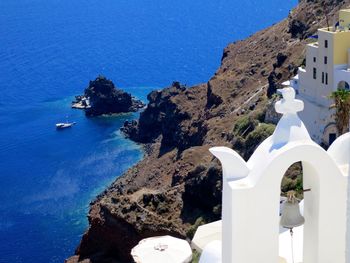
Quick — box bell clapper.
[290,228,295,263]
[287,192,297,263]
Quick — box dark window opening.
[324,56,328,64]
[325,73,328,85]
[322,72,325,84]
[313,68,317,79]
[325,40,328,48]
[329,133,336,145]
[313,57,316,63]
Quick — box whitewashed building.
[284,9,350,146]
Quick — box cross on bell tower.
[275,88,304,115]
[271,87,310,148]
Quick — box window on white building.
[322,72,325,84]
[325,40,328,48]
[338,80,350,90]
[313,68,317,79]
[324,56,327,64]
[313,57,316,63]
[325,73,328,85]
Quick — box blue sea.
[0,0,297,262]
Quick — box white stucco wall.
[296,96,335,144]
[328,133,350,263]
[211,142,347,263]
[203,88,350,263]
[334,65,350,89]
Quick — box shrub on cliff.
[281,162,303,198]
[233,115,259,137]
[186,217,206,239]
[244,123,275,157]
[181,162,222,230]
[232,113,276,159]
[232,114,303,197]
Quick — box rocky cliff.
[67,1,349,262]
[77,76,144,117]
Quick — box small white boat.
[56,122,76,129]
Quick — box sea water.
[0,0,297,262]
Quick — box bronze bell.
[280,191,305,229]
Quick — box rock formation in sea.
[66,1,349,262]
[73,75,145,116]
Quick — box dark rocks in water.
[121,120,139,139]
[82,75,145,117]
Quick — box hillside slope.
[67,1,349,262]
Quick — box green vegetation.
[232,112,304,197]
[245,123,275,155]
[281,174,303,197]
[281,162,303,198]
[330,89,350,135]
[232,113,275,159]
[233,115,259,137]
[253,109,267,123]
[186,217,206,239]
[191,250,201,263]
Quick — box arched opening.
[337,80,350,90]
[279,162,304,263]
[280,162,303,199]
[262,145,347,263]
[251,144,346,263]
[216,142,348,263]
[322,123,338,147]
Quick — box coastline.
[0,0,301,262]
[66,1,350,262]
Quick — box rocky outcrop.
[77,76,145,117]
[267,52,299,98]
[122,81,208,153]
[68,201,184,263]
[206,81,223,109]
[67,1,349,262]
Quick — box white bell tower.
[200,87,350,263]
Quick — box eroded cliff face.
[67,1,349,262]
[122,81,208,154]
